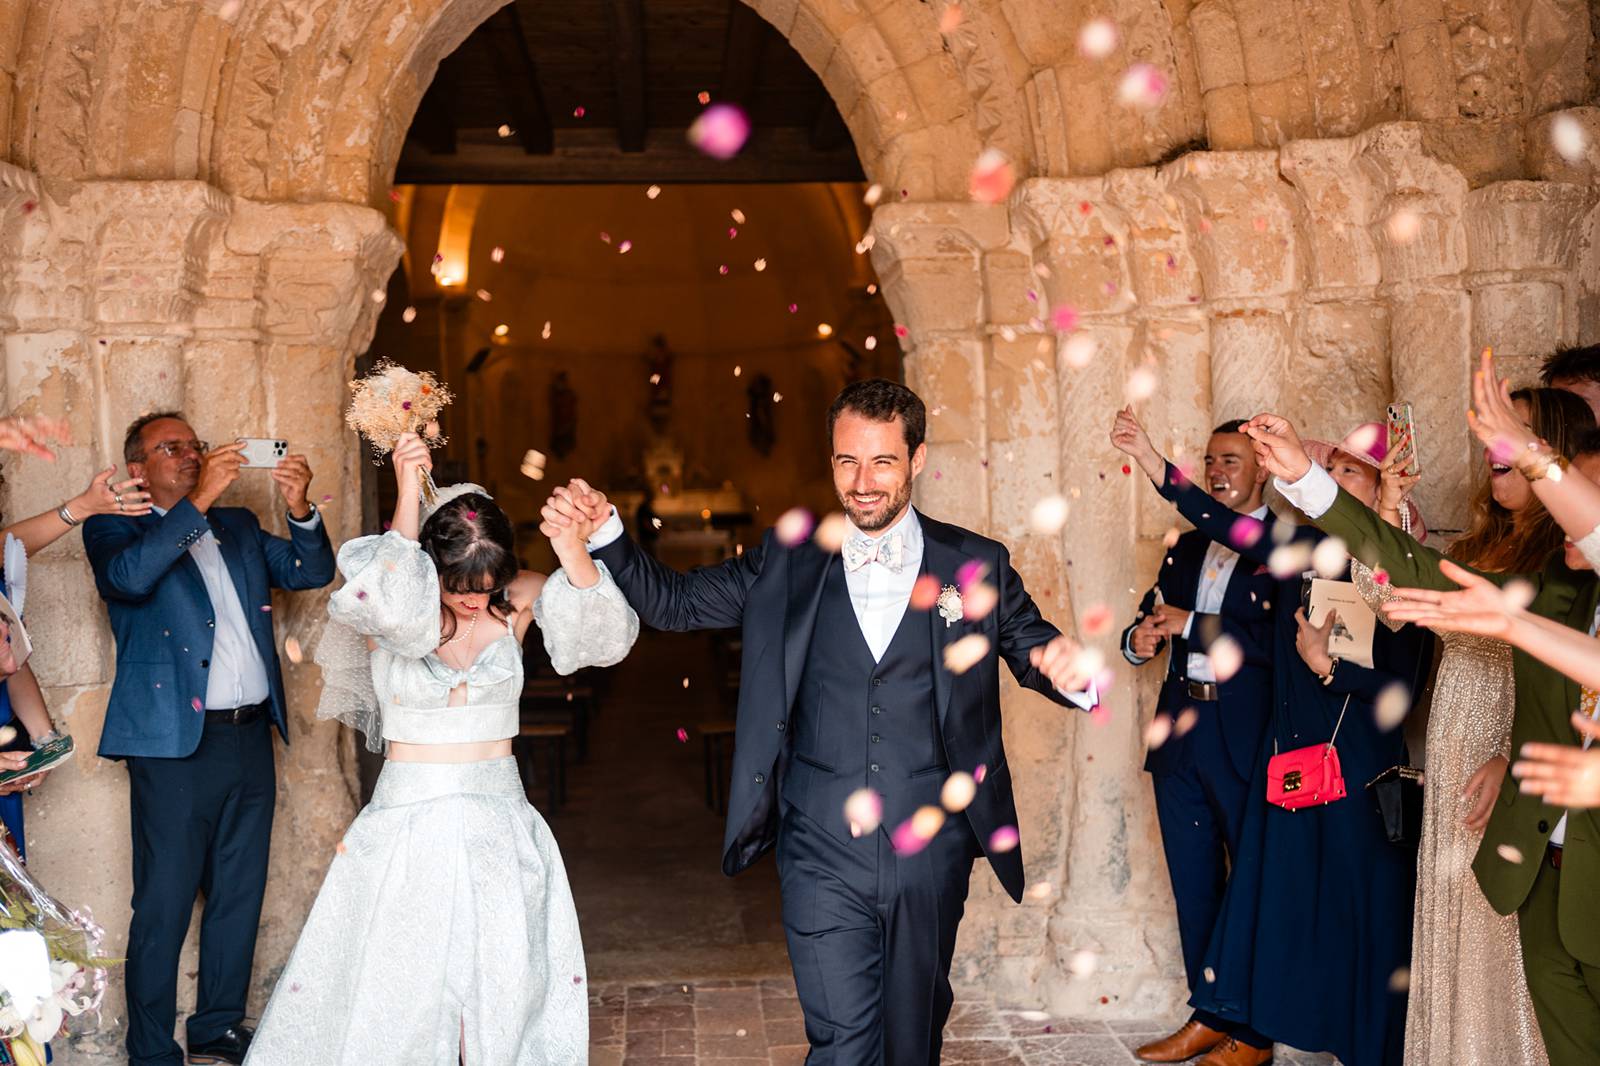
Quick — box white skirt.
[245,757,588,1065]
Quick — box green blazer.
[1315,487,1600,964]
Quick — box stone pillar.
[0,169,401,1064]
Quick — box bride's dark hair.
[419,493,518,640]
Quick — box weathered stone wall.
[0,0,1592,1055]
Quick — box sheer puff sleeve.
[328,531,442,660]
[534,560,640,675]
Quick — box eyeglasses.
[148,440,209,458]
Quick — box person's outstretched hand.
[1467,347,1540,469]
[0,415,69,460]
[1376,449,1420,529]
[541,479,608,546]
[1380,559,1517,640]
[1514,715,1600,810]
[1243,413,1313,482]
[1109,405,1164,481]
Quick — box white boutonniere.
[937,585,962,628]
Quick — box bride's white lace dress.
[244,530,638,1066]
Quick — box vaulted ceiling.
[396,0,866,184]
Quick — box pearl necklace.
[439,609,480,663]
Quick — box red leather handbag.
[1266,695,1350,810]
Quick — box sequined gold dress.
[1355,564,1548,1065]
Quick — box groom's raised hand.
[540,479,611,544]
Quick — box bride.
[244,432,637,1065]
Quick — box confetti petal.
[962,581,999,621]
[911,574,942,611]
[676,727,689,743]
[1116,64,1168,109]
[844,788,883,835]
[814,512,849,553]
[1384,209,1422,245]
[688,103,751,160]
[1503,578,1536,611]
[943,633,991,675]
[1312,536,1349,578]
[1496,844,1524,864]
[1028,495,1069,535]
[1080,604,1115,638]
[1174,706,1199,736]
[1269,541,1313,578]
[940,771,977,813]
[1061,332,1098,368]
[938,4,963,33]
[1144,713,1173,750]
[1229,516,1263,549]
[969,149,1016,204]
[775,507,815,546]
[988,825,1020,853]
[1078,18,1118,59]
[284,637,303,664]
[1551,114,1586,162]
[1068,949,1099,977]
[1375,682,1410,732]
[1125,366,1159,402]
[1208,635,1243,681]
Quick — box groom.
[543,379,1095,1062]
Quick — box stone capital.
[75,181,232,331]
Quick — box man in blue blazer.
[84,413,335,1066]
[1117,420,1276,1063]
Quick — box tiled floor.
[589,978,1342,1065]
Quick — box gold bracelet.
[1519,448,1569,483]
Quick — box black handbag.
[1366,765,1424,845]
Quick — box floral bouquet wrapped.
[0,827,115,1065]
[345,359,454,506]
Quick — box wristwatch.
[30,729,62,750]
[1319,657,1341,687]
[288,501,318,522]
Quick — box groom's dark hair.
[827,379,926,455]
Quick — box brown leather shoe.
[1196,1035,1273,1066]
[1135,1020,1227,1062]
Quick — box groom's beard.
[838,479,913,532]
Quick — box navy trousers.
[1150,698,1269,1047]
[777,803,980,1065]
[124,715,276,1066]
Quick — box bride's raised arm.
[531,478,639,675]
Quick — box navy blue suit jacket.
[594,508,1083,904]
[1122,523,1275,781]
[84,498,336,759]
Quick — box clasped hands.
[540,478,611,548]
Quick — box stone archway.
[0,1,1595,1058]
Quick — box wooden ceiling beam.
[717,0,767,107]
[606,0,649,152]
[413,49,466,155]
[481,4,555,154]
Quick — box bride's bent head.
[420,493,518,639]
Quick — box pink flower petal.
[988,825,1020,853]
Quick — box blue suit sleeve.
[591,527,763,631]
[1154,462,1275,568]
[83,502,210,602]
[256,511,336,590]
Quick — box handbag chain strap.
[1273,694,1353,755]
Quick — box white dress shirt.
[588,505,1096,709]
[1182,504,1271,682]
[154,504,321,710]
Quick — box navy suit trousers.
[777,803,980,1065]
[124,716,275,1066]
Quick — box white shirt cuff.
[1273,462,1339,520]
[288,509,322,530]
[1181,612,1194,640]
[586,507,625,552]
[1057,678,1099,712]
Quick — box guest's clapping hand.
[1380,560,1517,640]
[0,415,69,461]
[1243,414,1313,482]
[1467,347,1540,469]
[1128,617,1165,659]
[1513,715,1600,810]
[1293,607,1336,676]
[1149,603,1190,637]
[1109,406,1164,481]
[1462,755,1508,831]
[74,466,152,518]
[1030,634,1093,694]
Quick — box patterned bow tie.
[843,531,905,574]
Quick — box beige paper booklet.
[1306,578,1376,669]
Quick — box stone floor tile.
[696,1006,767,1035]
[1103,1016,1183,1034]
[698,1031,771,1058]
[1015,1033,1140,1065]
[589,1048,623,1066]
[761,1017,808,1046]
[759,977,799,995]
[626,1003,696,1030]
[659,1028,695,1055]
[620,1057,696,1065]
[760,995,804,1021]
[768,1045,809,1066]
[940,1037,1029,1064]
[695,986,764,1012]
[626,982,694,1004]
[623,1029,662,1057]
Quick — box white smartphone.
[237,437,289,468]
